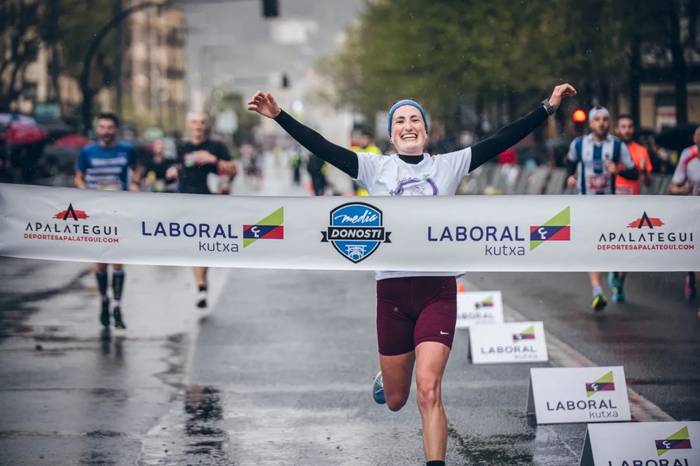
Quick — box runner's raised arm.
[247,91,359,178]
[248,85,576,178]
[470,84,576,171]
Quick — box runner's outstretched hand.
[247,91,281,119]
[548,84,577,110]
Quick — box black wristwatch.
[541,99,555,116]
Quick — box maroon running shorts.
[376,276,457,356]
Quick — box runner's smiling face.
[391,106,428,155]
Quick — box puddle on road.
[448,426,535,465]
[139,385,234,466]
[0,268,90,338]
[140,384,235,465]
[183,385,231,462]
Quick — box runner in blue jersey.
[565,106,638,312]
[75,113,140,330]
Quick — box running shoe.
[196,290,208,309]
[607,273,625,303]
[592,293,607,312]
[611,289,625,303]
[113,306,126,330]
[372,371,385,404]
[100,297,110,328]
[685,273,697,303]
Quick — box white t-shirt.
[354,148,473,280]
[673,146,700,196]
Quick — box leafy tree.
[322,0,698,135]
[0,0,118,115]
[0,0,42,111]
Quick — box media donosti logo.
[243,207,284,248]
[321,202,391,263]
[585,371,615,397]
[512,326,536,342]
[529,207,571,251]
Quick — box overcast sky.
[184,0,365,109]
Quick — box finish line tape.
[1,183,698,271]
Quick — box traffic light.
[572,108,586,134]
[281,73,290,89]
[572,109,586,123]
[262,0,278,18]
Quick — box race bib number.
[615,184,635,195]
[587,174,610,193]
[96,182,124,191]
[184,152,197,167]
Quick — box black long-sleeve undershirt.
[469,106,548,171]
[274,105,549,179]
[275,110,359,177]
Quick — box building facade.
[120,0,186,134]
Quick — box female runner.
[248,83,576,465]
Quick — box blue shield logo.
[322,202,391,263]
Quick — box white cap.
[588,106,609,123]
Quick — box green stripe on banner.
[243,207,284,248]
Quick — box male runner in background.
[607,114,653,302]
[670,126,700,312]
[566,106,638,312]
[142,139,176,192]
[75,112,140,330]
[167,112,237,309]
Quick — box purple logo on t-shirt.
[391,176,438,196]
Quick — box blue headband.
[387,99,429,136]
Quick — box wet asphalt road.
[0,258,229,465]
[465,271,700,422]
[0,158,696,465]
[138,267,584,466]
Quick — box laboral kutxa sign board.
[580,422,699,466]
[527,366,631,424]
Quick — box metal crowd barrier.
[458,163,673,195]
